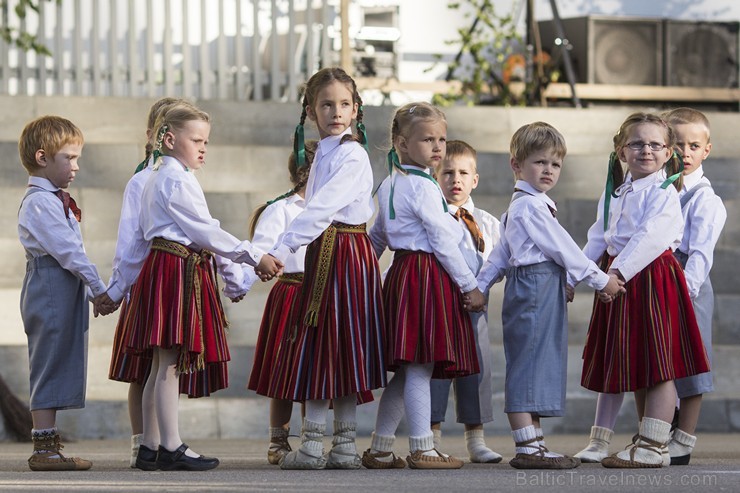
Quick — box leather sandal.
[406,449,464,469]
[509,437,579,470]
[602,435,666,469]
[361,449,406,469]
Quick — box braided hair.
[294,67,368,167]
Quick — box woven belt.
[278,272,304,284]
[151,237,215,373]
[304,222,366,327]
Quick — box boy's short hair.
[19,115,84,173]
[510,121,567,163]
[444,140,477,171]
[662,107,711,142]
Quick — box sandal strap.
[628,434,664,461]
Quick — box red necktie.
[55,190,82,222]
[455,207,485,253]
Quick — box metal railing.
[0,0,336,101]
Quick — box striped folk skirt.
[581,250,710,393]
[248,273,303,397]
[383,250,479,379]
[108,297,150,386]
[122,238,230,398]
[268,223,387,401]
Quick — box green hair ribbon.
[660,151,684,189]
[294,123,306,168]
[603,152,619,232]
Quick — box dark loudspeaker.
[537,16,663,85]
[664,20,739,88]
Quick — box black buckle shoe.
[156,443,220,471]
[135,444,159,471]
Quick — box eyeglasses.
[625,141,666,151]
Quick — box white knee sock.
[593,392,625,430]
[305,399,331,426]
[374,368,406,437]
[404,364,441,458]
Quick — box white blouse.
[270,129,374,262]
[583,171,683,282]
[370,164,478,293]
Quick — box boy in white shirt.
[17,115,116,471]
[430,140,503,463]
[478,122,624,469]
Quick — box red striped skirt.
[122,238,230,398]
[383,250,479,379]
[108,297,150,385]
[581,250,710,393]
[248,273,303,396]
[268,224,387,401]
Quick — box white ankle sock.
[617,417,670,465]
[410,434,442,457]
[369,432,396,463]
[465,429,502,463]
[299,419,326,457]
[535,427,562,458]
[512,426,539,455]
[432,428,442,448]
[668,428,696,458]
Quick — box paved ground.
[0,434,738,492]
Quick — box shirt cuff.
[90,279,107,298]
[270,244,292,264]
[235,242,263,266]
[106,283,126,304]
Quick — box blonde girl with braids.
[580,112,710,468]
[246,140,316,465]
[107,97,182,468]
[268,67,386,470]
[106,102,282,471]
[365,102,486,470]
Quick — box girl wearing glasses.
[578,112,709,468]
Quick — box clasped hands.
[254,254,284,282]
[92,292,119,317]
[597,270,626,303]
[462,288,487,313]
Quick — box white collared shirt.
[448,197,501,276]
[270,129,375,262]
[249,193,307,283]
[678,166,727,298]
[583,171,683,282]
[370,164,477,293]
[478,180,609,293]
[18,176,107,297]
[106,155,258,303]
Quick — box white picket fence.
[0,0,337,101]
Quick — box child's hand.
[229,293,245,303]
[566,284,575,303]
[463,288,487,312]
[255,254,284,281]
[599,273,626,302]
[93,293,119,317]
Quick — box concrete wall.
[0,96,738,439]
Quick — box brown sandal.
[509,437,579,470]
[602,435,666,469]
[406,449,464,470]
[361,449,406,469]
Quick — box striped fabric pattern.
[269,229,387,401]
[121,245,231,397]
[248,275,304,396]
[383,251,480,379]
[108,297,150,385]
[582,250,710,393]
